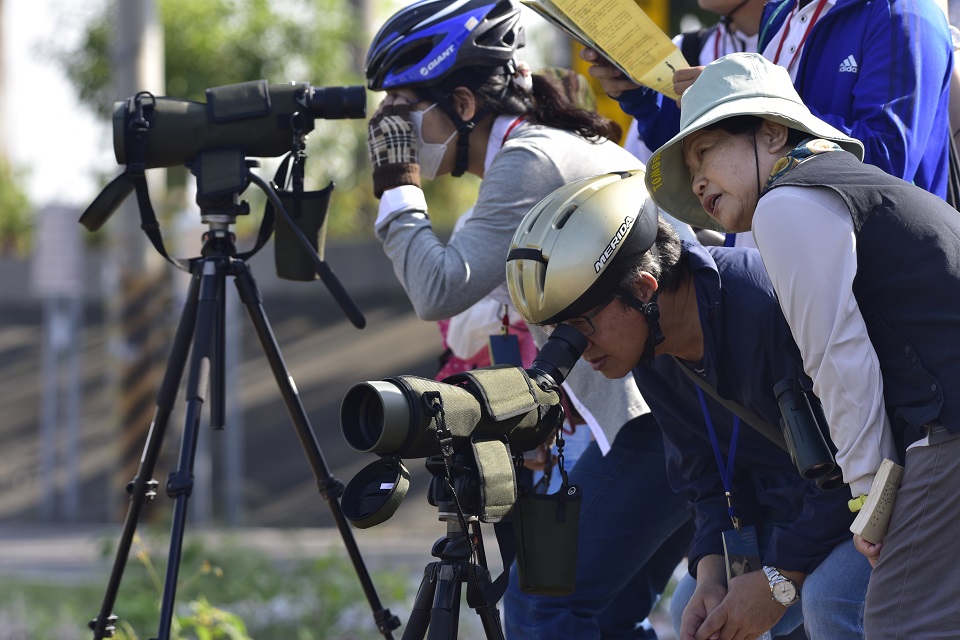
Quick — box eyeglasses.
[553,297,616,337]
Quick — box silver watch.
[762,565,800,607]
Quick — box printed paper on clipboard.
[521,0,688,100]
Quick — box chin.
[602,365,631,380]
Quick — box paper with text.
[522,0,688,100]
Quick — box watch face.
[772,580,797,605]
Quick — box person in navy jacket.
[505,171,870,640]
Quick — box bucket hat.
[644,52,864,232]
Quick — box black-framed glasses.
[553,297,616,337]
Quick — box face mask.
[409,103,457,180]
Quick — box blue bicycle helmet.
[365,0,525,91]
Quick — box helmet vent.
[393,40,439,77]
[553,203,578,229]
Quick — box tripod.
[87,172,400,639]
[401,458,507,640]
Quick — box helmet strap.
[430,91,491,178]
[452,120,476,177]
[616,287,665,363]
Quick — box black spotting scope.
[113,80,367,169]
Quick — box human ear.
[761,120,790,153]
[451,87,477,120]
[633,272,660,302]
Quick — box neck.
[468,114,495,178]
[654,274,704,362]
[726,0,762,36]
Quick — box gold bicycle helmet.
[506,170,660,326]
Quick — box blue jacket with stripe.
[622,0,953,198]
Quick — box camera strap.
[122,93,191,272]
[673,357,787,451]
[422,392,517,607]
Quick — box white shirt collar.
[484,114,526,174]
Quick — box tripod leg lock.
[318,476,344,501]
[89,613,118,638]
[125,478,160,503]
[373,608,401,634]
[166,471,194,498]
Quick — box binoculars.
[774,378,844,491]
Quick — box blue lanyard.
[695,386,742,529]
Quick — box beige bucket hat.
[644,52,864,232]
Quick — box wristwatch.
[762,565,800,607]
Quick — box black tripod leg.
[89,269,203,640]
[473,601,505,640]
[401,563,440,640]
[427,562,464,640]
[230,261,400,639]
[155,260,225,640]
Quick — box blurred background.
[0,1,711,638]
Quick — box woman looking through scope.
[364,1,694,637]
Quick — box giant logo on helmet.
[595,216,634,273]
[421,45,456,76]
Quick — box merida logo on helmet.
[421,45,456,76]
[595,216,635,273]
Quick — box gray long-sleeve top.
[375,120,651,445]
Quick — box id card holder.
[721,524,762,581]
[488,305,523,366]
[489,332,522,366]
[722,525,773,640]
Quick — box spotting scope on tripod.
[338,325,588,639]
[81,79,402,640]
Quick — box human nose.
[691,170,706,199]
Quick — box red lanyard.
[771,0,828,72]
[501,117,525,146]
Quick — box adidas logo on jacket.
[839,55,859,73]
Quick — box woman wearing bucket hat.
[646,51,960,638]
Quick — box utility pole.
[109,0,170,520]
[0,0,7,162]
[349,0,373,75]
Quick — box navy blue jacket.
[622,0,953,198]
[632,243,853,577]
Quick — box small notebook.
[850,459,904,544]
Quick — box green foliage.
[0,159,33,254]
[0,529,413,640]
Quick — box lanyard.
[771,0,828,73]
[696,386,742,530]
[501,116,525,146]
[714,24,748,60]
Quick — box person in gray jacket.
[364,1,693,637]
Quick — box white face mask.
[409,103,457,180]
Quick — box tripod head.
[425,452,482,520]
[78,80,369,328]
